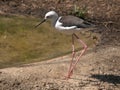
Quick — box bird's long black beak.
[34,19,46,28]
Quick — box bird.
[35,11,96,79]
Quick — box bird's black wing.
[59,16,94,28]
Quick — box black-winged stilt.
[35,11,96,79]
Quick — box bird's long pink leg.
[66,33,88,79]
[65,34,76,79]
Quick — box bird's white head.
[44,11,58,20]
[35,11,58,28]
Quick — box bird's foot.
[63,70,73,80]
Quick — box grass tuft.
[70,5,87,19]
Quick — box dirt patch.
[0,45,120,90]
[0,0,119,20]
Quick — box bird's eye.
[46,16,50,18]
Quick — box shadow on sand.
[91,74,120,85]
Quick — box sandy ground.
[0,0,119,90]
[0,45,120,90]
